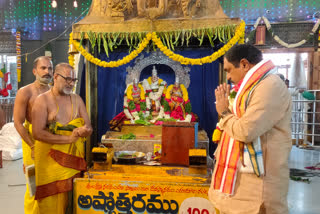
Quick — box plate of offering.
[114,151,145,164]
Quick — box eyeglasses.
[57,73,78,84]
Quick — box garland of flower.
[147,77,164,86]
[68,20,245,68]
[164,84,191,115]
[165,85,173,98]
[180,84,189,102]
[151,20,245,65]
[16,31,21,82]
[68,34,75,68]
[165,84,189,102]
[69,32,152,68]
[126,84,146,100]
[246,16,320,49]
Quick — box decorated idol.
[163,76,192,122]
[142,65,167,117]
[124,78,147,123]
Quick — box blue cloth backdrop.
[80,48,220,157]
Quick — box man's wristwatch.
[220,109,232,118]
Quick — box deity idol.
[109,78,147,130]
[142,66,167,119]
[163,77,193,122]
[124,78,147,123]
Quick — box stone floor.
[0,146,319,213]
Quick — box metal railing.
[0,97,15,123]
[291,89,320,147]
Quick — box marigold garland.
[68,20,246,67]
[151,20,246,65]
[126,84,146,100]
[147,77,164,86]
[165,85,174,100]
[69,32,152,68]
[16,31,21,82]
[180,84,189,102]
[68,34,75,68]
[166,84,189,102]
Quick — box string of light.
[19,7,89,57]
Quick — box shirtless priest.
[32,63,92,214]
[14,56,53,214]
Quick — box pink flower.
[155,121,163,126]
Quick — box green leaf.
[116,33,125,46]
[1,64,6,74]
[125,33,130,46]
[87,31,97,53]
[173,31,181,46]
[207,28,214,47]
[198,29,205,46]
[181,30,185,46]
[185,102,192,113]
[140,102,147,111]
[79,32,85,48]
[186,30,192,47]
[163,100,170,112]
[102,33,109,57]
[160,33,167,47]
[97,33,101,53]
[107,33,113,52]
[164,33,171,50]
[169,32,174,50]
[57,124,78,132]
[128,100,136,110]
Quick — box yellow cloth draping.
[22,121,39,214]
[34,118,86,214]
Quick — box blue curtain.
[80,48,221,157]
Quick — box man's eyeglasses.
[57,73,78,84]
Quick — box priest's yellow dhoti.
[34,118,87,214]
[22,121,39,214]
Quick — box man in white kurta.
[209,44,292,214]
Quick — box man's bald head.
[33,56,52,69]
[54,63,74,75]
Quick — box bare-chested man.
[13,56,53,214]
[32,63,92,213]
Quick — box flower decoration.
[0,64,12,97]
[126,84,146,101]
[68,20,246,68]
[16,31,21,82]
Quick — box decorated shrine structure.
[69,0,244,213]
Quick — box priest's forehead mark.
[59,67,75,77]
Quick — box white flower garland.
[246,16,320,49]
[149,85,164,101]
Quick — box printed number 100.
[187,208,209,214]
